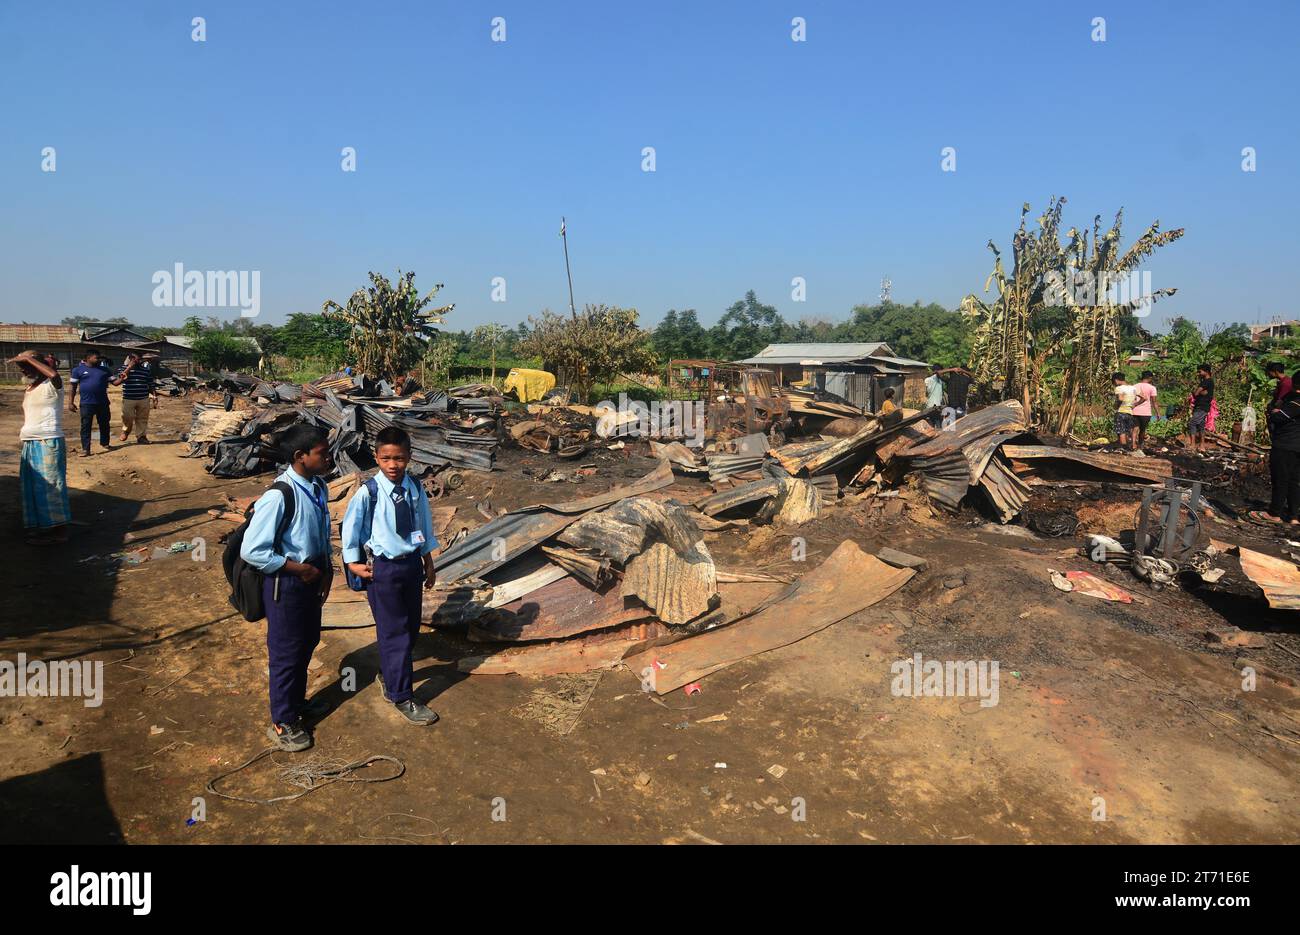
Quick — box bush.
[192,332,259,371]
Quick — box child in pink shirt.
[1132,371,1157,448]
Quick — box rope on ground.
[205,748,406,805]
[356,813,450,845]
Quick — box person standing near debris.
[68,350,113,457]
[240,425,335,752]
[1131,370,1158,449]
[943,366,974,417]
[1188,363,1214,454]
[924,364,946,426]
[1266,361,1292,407]
[879,387,898,416]
[10,351,70,545]
[341,427,440,726]
[1253,372,1300,527]
[1111,372,1143,451]
[113,352,158,444]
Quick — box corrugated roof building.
[736,341,932,411]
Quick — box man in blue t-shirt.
[68,350,114,456]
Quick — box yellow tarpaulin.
[503,368,556,403]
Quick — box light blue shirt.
[239,468,332,574]
[340,472,436,563]
[925,374,945,408]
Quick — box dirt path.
[1,386,1297,843]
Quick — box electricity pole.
[560,217,577,321]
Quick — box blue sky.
[1,1,1296,334]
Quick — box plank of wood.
[623,540,913,693]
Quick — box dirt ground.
[1,385,1298,844]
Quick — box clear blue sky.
[1,1,1295,334]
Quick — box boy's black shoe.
[393,700,439,726]
[267,720,313,752]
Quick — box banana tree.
[322,271,453,379]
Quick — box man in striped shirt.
[113,352,159,443]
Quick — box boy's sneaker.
[393,700,439,726]
[267,720,313,752]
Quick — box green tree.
[835,300,972,365]
[181,315,204,338]
[471,323,507,382]
[709,291,787,360]
[192,332,260,371]
[322,271,453,378]
[521,304,657,403]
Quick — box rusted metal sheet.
[458,620,672,676]
[775,409,932,476]
[695,478,781,516]
[911,452,970,511]
[800,419,883,475]
[469,576,650,642]
[768,439,835,474]
[875,420,936,464]
[650,440,703,471]
[607,497,702,555]
[482,553,569,608]
[978,456,1031,523]
[1236,546,1300,610]
[998,445,1173,483]
[540,545,611,586]
[622,540,718,625]
[541,461,675,513]
[557,511,646,563]
[900,401,1025,459]
[963,431,1026,483]
[434,462,674,582]
[756,476,821,525]
[707,452,766,481]
[624,540,914,693]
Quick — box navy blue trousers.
[367,554,424,704]
[264,570,322,725]
[79,403,110,453]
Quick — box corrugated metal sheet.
[623,541,914,694]
[738,342,892,365]
[622,540,718,625]
[470,576,649,642]
[1236,546,1300,610]
[458,620,673,676]
[978,457,1032,523]
[435,462,674,582]
[695,478,781,516]
[999,445,1173,482]
[900,402,1026,459]
[0,324,82,343]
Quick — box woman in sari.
[10,350,70,544]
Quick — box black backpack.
[223,481,297,622]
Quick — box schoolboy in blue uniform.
[240,425,334,751]
[341,426,439,725]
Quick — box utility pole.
[560,217,577,321]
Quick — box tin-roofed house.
[0,324,88,380]
[737,342,931,412]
